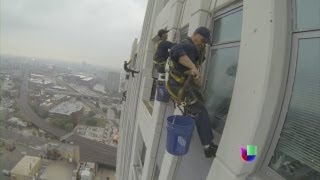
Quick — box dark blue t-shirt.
[154,41,175,61]
[170,38,200,73]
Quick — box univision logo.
[240,145,257,162]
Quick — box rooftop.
[81,77,94,81]
[11,155,41,176]
[29,78,52,85]
[30,74,44,78]
[52,86,67,90]
[49,101,83,116]
[66,135,117,168]
[51,94,67,101]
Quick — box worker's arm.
[178,55,199,79]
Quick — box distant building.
[106,72,120,93]
[1,79,19,98]
[0,107,14,120]
[52,86,67,91]
[10,155,41,180]
[6,117,28,128]
[73,162,97,180]
[64,74,95,88]
[40,95,68,111]
[45,143,80,162]
[49,101,84,125]
[74,125,105,143]
[118,69,127,93]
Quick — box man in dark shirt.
[124,60,139,78]
[167,27,218,158]
[154,29,175,73]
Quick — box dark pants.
[187,102,214,146]
[167,78,214,146]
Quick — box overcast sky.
[0,0,148,69]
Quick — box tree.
[64,123,74,131]
[86,118,97,126]
[102,107,108,113]
[88,111,96,117]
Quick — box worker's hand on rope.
[191,66,200,80]
[194,74,203,87]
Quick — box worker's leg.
[188,101,214,146]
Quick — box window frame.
[258,0,320,178]
[261,30,320,180]
[202,3,243,139]
[292,0,320,32]
[179,24,189,42]
[204,4,243,92]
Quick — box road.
[18,75,67,138]
[17,72,117,168]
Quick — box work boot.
[204,143,218,158]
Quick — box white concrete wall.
[207,0,289,179]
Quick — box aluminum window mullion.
[262,30,320,179]
[212,1,243,18]
[203,42,240,89]
[211,41,241,49]
[213,7,243,20]
[260,32,300,180]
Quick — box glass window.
[179,25,189,42]
[205,47,239,134]
[269,38,320,179]
[296,0,320,30]
[212,10,243,44]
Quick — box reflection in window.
[179,25,189,42]
[269,38,320,179]
[296,0,320,30]
[205,47,239,134]
[212,10,243,44]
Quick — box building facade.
[116,0,320,180]
[10,155,42,180]
[107,72,121,93]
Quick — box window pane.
[180,25,189,42]
[296,0,320,30]
[212,10,243,44]
[269,38,320,179]
[205,47,239,134]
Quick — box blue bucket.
[166,115,195,156]
[156,82,170,102]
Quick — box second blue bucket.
[156,81,170,102]
[166,115,195,156]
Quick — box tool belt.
[166,66,204,106]
[153,57,167,65]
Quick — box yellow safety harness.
[166,46,206,107]
[153,40,169,66]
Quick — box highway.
[18,76,67,137]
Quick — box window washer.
[166,27,218,158]
[124,59,139,78]
[154,29,175,74]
